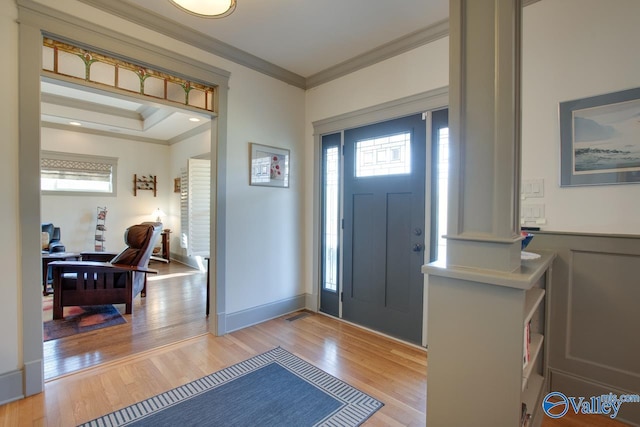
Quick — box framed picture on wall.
[249,143,290,188]
[560,86,640,186]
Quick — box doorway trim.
[17,0,230,397]
[311,88,448,344]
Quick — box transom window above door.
[42,38,217,114]
[355,132,411,177]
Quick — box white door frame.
[17,3,230,397]
[312,88,449,347]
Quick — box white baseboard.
[225,294,307,333]
[305,293,318,312]
[165,253,201,270]
[0,369,24,406]
[24,358,44,397]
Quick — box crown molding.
[168,121,211,146]
[306,19,449,89]
[76,0,306,89]
[78,0,449,90]
[17,0,231,87]
[41,93,142,120]
[307,1,540,87]
[41,121,170,145]
[33,0,542,90]
[42,117,208,145]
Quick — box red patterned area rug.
[42,296,127,341]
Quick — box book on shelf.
[521,403,531,427]
[523,321,531,368]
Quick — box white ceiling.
[127,0,449,78]
[41,0,450,141]
[41,79,211,142]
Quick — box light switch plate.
[521,203,545,223]
[521,178,544,198]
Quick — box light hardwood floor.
[1,262,630,426]
[43,261,209,379]
[3,311,428,426]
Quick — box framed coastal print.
[249,143,290,188]
[560,87,640,186]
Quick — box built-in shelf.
[522,372,545,414]
[423,250,556,426]
[520,255,552,426]
[523,333,544,390]
[524,288,545,325]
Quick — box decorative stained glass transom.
[42,38,217,113]
[355,132,412,177]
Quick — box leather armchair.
[41,223,66,253]
[50,222,161,319]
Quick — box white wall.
[303,0,640,305]
[522,0,640,234]
[305,38,449,123]
[5,0,639,390]
[0,0,306,388]
[0,0,20,375]
[34,0,306,314]
[58,5,310,316]
[224,66,306,313]
[41,127,171,253]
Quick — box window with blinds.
[41,151,118,195]
[180,158,210,257]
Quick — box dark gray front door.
[342,114,426,343]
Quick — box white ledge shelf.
[422,250,556,291]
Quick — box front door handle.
[412,243,424,252]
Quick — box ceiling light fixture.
[169,0,236,18]
[189,117,201,122]
[69,121,82,126]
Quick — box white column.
[446,0,522,272]
[423,1,529,425]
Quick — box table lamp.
[152,208,165,223]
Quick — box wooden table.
[161,229,171,262]
[41,252,80,295]
[151,230,171,263]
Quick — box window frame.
[41,150,118,197]
[321,140,341,294]
[354,131,412,178]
